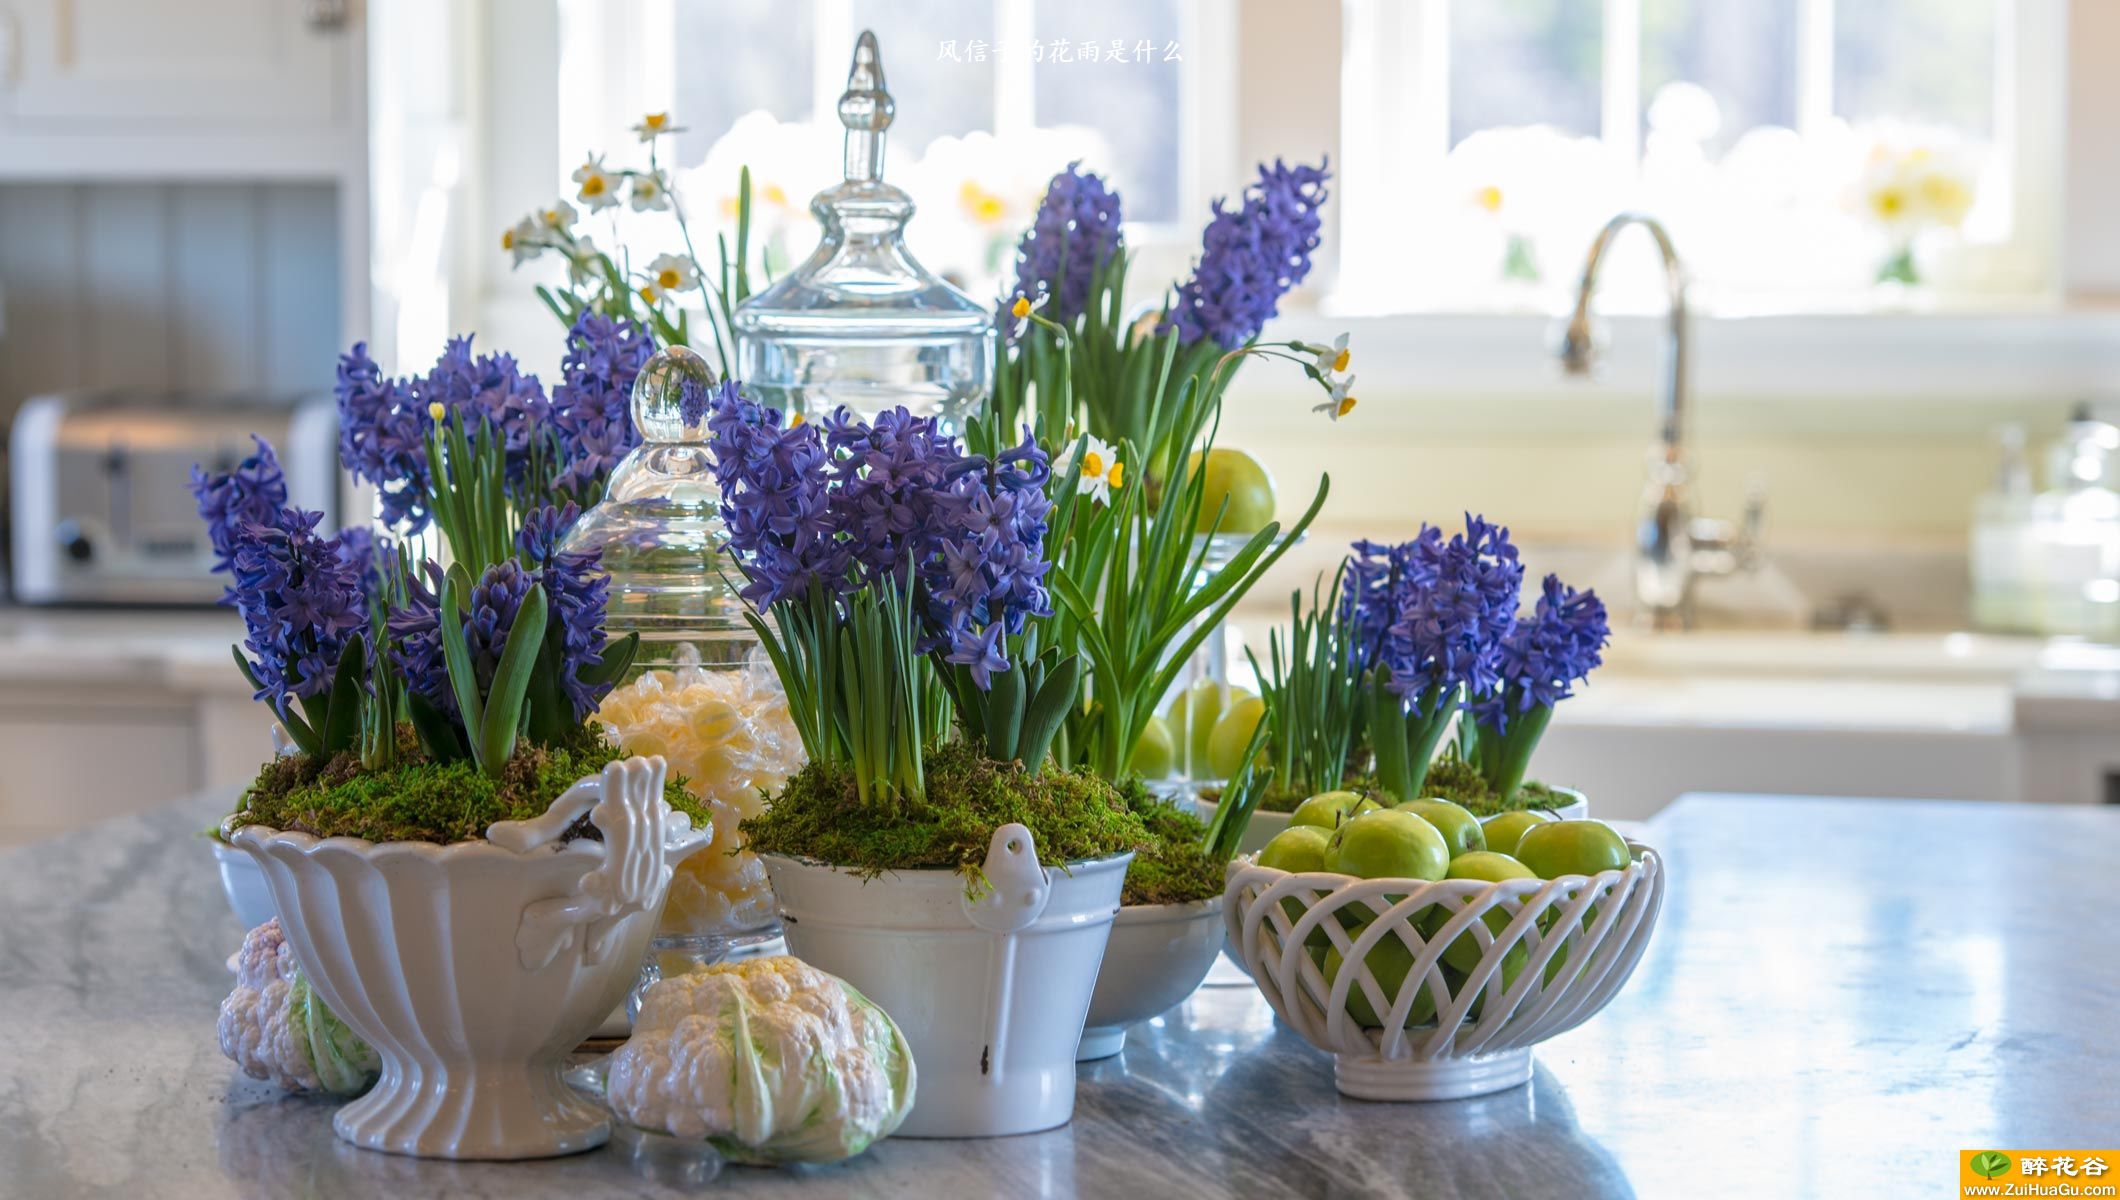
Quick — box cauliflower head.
[217,918,378,1096]
[604,955,915,1163]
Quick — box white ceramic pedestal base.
[1077,1025,1130,1059]
[335,1060,611,1158]
[1333,1047,1533,1101]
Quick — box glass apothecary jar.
[733,30,994,429]
[561,346,801,961]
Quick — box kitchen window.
[551,0,1234,304]
[1334,0,2059,315]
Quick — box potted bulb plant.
[704,386,1143,1138]
[975,158,1350,1057]
[209,365,712,1160]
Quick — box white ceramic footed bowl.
[1078,897,1226,1060]
[1224,836,1662,1102]
[231,756,702,1160]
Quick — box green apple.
[1324,933,1438,1028]
[1131,714,1177,779]
[1165,681,1253,775]
[1325,810,1450,881]
[1206,695,1267,779]
[1392,798,1484,858]
[1423,851,1537,973]
[1459,944,1530,1021]
[1513,820,1632,880]
[1289,790,1380,832]
[1479,810,1552,859]
[1185,447,1277,536]
[1257,825,1330,874]
[1258,824,1334,946]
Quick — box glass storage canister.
[732,30,994,429]
[559,346,803,977]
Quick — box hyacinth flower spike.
[1467,573,1610,802]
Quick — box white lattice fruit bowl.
[1224,840,1663,1101]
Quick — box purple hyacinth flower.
[1164,157,1332,349]
[225,505,369,710]
[1005,163,1124,329]
[190,434,288,578]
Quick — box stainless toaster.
[9,390,340,605]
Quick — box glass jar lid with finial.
[732,29,994,431]
[558,343,753,677]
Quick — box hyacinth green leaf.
[478,583,546,774]
[523,618,573,747]
[986,654,1026,763]
[405,692,466,763]
[276,702,321,759]
[321,635,366,755]
[1019,651,1082,773]
[230,646,264,692]
[438,574,486,763]
[577,630,639,688]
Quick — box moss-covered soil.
[1118,783,1223,907]
[1235,757,1574,818]
[231,725,705,844]
[740,740,1147,887]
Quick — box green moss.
[1118,782,1223,906]
[231,725,706,844]
[1239,758,1572,819]
[739,740,1145,885]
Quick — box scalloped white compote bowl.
[229,755,707,1160]
[1224,837,1662,1101]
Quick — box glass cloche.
[733,30,994,428]
[562,346,803,954]
[559,345,752,676]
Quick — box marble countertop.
[5,791,2118,1198]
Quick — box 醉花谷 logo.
[1970,1151,2014,1178]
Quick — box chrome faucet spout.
[1559,212,1758,628]
[1561,212,1689,457]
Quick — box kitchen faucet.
[1559,212,1763,629]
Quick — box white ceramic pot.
[211,839,276,931]
[761,824,1129,1138]
[231,756,707,1160]
[1224,834,1663,1102]
[1078,897,1225,1060]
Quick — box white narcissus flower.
[638,281,666,307]
[537,200,577,233]
[631,170,673,213]
[647,253,700,294]
[501,217,540,267]
[1311,373,1357,422]
[1060,433,1124,505]
[632,111,687,143]
[573,157,619,211]
[1307,332,1351,375]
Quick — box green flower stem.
[1368,672,1457,802]
[1473,696,1552,805]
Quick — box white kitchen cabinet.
[0,0,365,179]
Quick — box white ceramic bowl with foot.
[231,755,706,1160]
[1224,835,1662,1101]
[1078,896,1225,1060]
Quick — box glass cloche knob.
[630,343,717,445]
[730,30,995,428]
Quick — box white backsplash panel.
[0,180,339,422]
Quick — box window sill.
[1257,296,2120,403]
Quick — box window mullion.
[1795,0,1835,137]
[994,0,1034,136]
[1601,0,1642,169]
